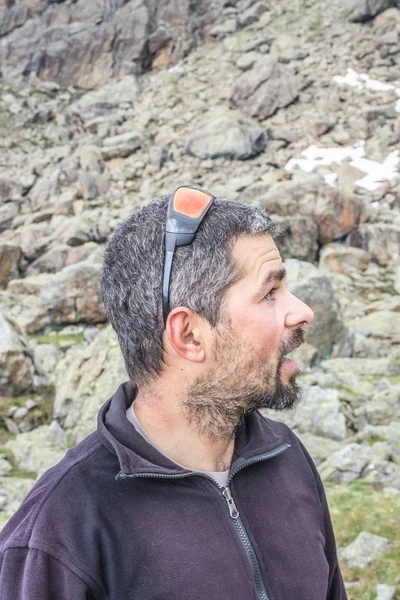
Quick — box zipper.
[221,443,290,600]
[222,486,269,600]
[116,442,290,600]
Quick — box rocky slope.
[0,0,400,593]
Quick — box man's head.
[101,192,314,437]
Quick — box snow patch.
[285,141,400,192]
[333,68,400,113]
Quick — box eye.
[263,287,278,301]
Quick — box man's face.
[185,234,315,440]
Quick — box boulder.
[5,420,68,479]
[346,223,400,266]
[269,385,347,441]
[274,216,319,263]
[376,585,396,600]
[319,244,371,275]
[0,477,34,529]
[363,387,400,425]
[49,215,103,247]
[25,244,70,276]
[294,433,342,466]
[349,0,395,22]
[0,4,30,37]
[18,222,52,262]
[0,178,20,205]
[341,531,390,569]
[52,326,128,444]
[30,342,62,380]
[6,262,107,334]
[0,243,21,289]
[363,459,400,490]
[0,203,18,233]
[28,176,58,212]
[319,443,374,483]
[0,2,226,87]
[348,311,400,343]
[388,421,400,464]
[230,56,299,120]
[0,310,34,396]
[185,108,267,160]
[284,260,348,360]
[68,76,140,122]
[320,356,400,378]
[259,180,367,245]
[101,131,142,160]
[0,456,12,476]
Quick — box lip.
[282,358,298,370]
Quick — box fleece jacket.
[0,381,347,600]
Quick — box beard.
[184,324,305,441]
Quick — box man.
[0,186,347,599]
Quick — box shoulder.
[257,412,324,503]
[0,432,115,553]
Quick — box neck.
[133,383,235,472]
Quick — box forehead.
[231,234,282,281]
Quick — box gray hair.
[100,194,280,386]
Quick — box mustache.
[280,327,306,358]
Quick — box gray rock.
[275,216,319,263]
[341,531,391,569]
[319,443,374,483]
[210,18,237,37]
[68,76,140,121]
[77,145,104,173]
[0,476,34,527]
[260,180,368,246]
[6,262,107,334]
[0,456,12,476]
[25,244,70,276]
[363,459,400,490]
[30,343,62,379]
[346,223,400,267]
[319,244,371,275]
[5,420,68,479]
[348,311,400,343]
[388,422,400,464]
[0,243,21,289]
[238,2,269,27]
[0,4,30,37]
[185,108,266,160]
[284,260,348,361]
[52,326,128,443]
[0,178,20,205]
[101,131,142,160]
[282,385,347,441]
[293,433,342,466]
[0,203,18,233]
[349,0,394,22]
[0,309,34,396]
[376,584,396,600]
[320,357,400,378]
[364,388,400,425]
[231,56,299,119]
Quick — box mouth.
[281,343,302,371]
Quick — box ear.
[165,307,206,363]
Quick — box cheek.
[233,309,282,354]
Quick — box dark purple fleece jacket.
[0,382,347,600]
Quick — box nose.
[284,292,315,329]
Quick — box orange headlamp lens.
[173,187,213,219]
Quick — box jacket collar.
[98,382,290,477]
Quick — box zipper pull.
[222,487,239,519]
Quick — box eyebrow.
[258,267,286,291]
